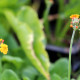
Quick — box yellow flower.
[0,43,8,54]
[0,39,8,54]
[70,14,79,19]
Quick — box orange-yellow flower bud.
[70,25,73,28]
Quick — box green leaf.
[77,75,80,80]
[0,0,18,8]
[3,63,16,71]
[37,75,46,80]
[33,41,50,71]
[49,63,54,73]
[0,15,10,32]
[37,74,62,80]
[2,69,19,80]
[62,78,68,80]
[22,66,38,80]
[5,34,19,50]
[23,76,30,80]
[0,23,8,39]
[2,55,23,69]
[51,58,68,78]
[17,6,50,71]
[17,6,45,40]
[17,0,31,6]
[4,9,50,80]
[51,74,61,80]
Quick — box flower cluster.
[0,39,8,54]
[70,14,80,29]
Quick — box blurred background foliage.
[0,0,80,80]
[43,0,80,46]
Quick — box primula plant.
[0,0,80,80]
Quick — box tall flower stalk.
[68,14,80,80]
[43,0,53,42]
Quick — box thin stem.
[68,29,76,80]
[43,2,52,42]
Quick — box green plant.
[0,0,50,80]
[68,14,80,80]
[43,0,80,46]
[0,0,79,80]
[55,0,80,46]
[43,0,53,42]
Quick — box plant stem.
[43,2,52,42]
[68,29,76,80]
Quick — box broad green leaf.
[5,34,19,50]
[62,78,68,80]
[33,41,50,71]
[0,23,8,39]
[17,0,31,6]
[2,55,23,69]
[51,58,68,78]
[4,9,50,80]
[37,75,46,80]
[9,48,32,66]
[22,66,38,80]
[49,63,54,73]
[0,0,18,8]
[51,74,61,80]
[23,76,30,80]
[17,6,44,40]
[2,62,22,77]
[0,15,10,31]
[17,6,50,71]
[2,69,19,80]
[77,75,80,80]
[38,74,61,80]
[3,63,16,71]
